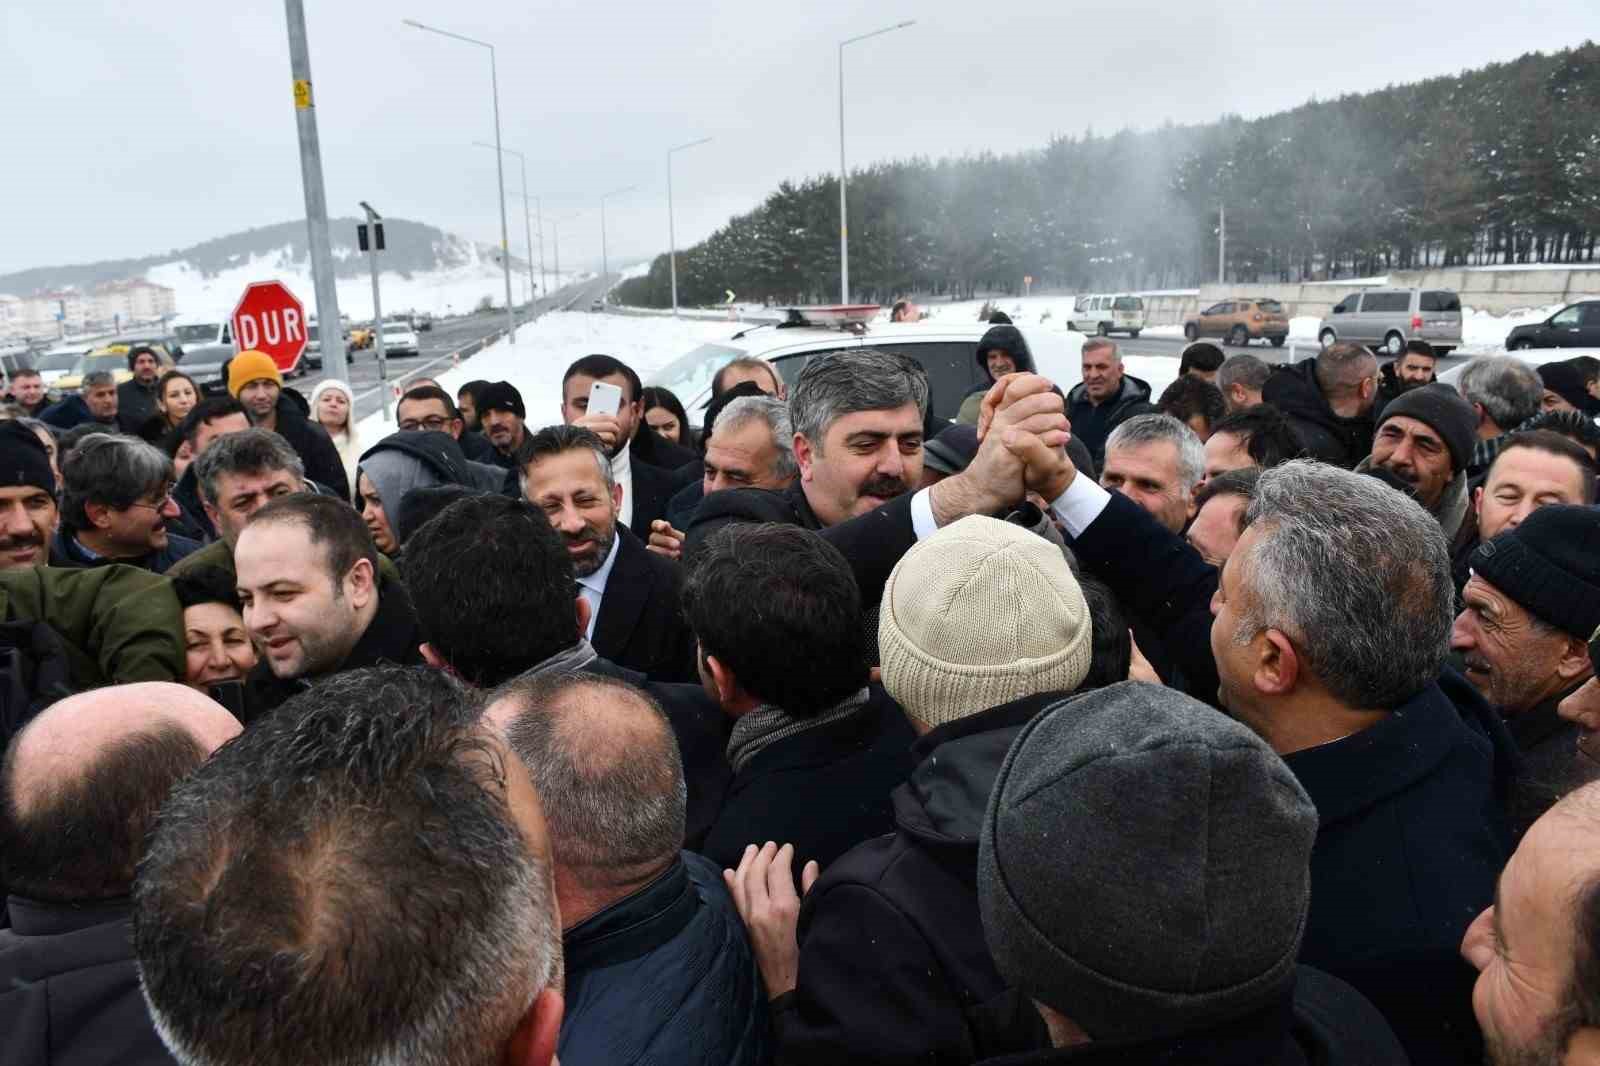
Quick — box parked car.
[1503,300,1600,351]
[590,298,606,313]
[378,320,419,357]
[1317,287,1461,356]
[1067,293,1146,337]
[1183,298,1290,347]
[33,345,95,388]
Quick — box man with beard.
[561,354,696,531]
[115,345,164,435]
[233,493,421,721]
[522,425,695,684]
[1359,384,1480,563]
[227,351,349,503]
[51,434,199,574]
[1376,340,1439,415]
[0,421,60,570]
[477,380,529,470]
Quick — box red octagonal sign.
[230,280,307,374]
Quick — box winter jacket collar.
[1507,684,1585,753]
[563,855,695,973]
[978,993,1299,1066]
[49,528,200,574]
[1282,681,1476,828]
[1264,359,1374,440]
[784,479,825,530]
[510,638,602,683]
[5,895,131,937]
[897,691,1070,845]
[728,686,870,773]
[1066,373,1152,414]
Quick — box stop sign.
[230,281,308,373]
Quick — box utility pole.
[359,202,390,421]
[599,186,637,305]
[1218,202,1227,284]
[284,0,345,381]
[668,137,712,317]
[838,20,915,306]
[535,195,547,311]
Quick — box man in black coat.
[684,522,918,874]
[521,425,696,683]
[233,494,421,723]
[1064,338,1156,470]
[1260,344,1379,468]
[402,491,730,847]
[40,373,119,433]
[489,674,769,1066]
[0,681,242,1066]
[114,346,164,435]
[227,350,350,502]
[1016,435,1509,1065]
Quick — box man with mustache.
[1359,384,1481,561]
[0,421,60,570]
[522,424,696,684]
[477,380,529,471]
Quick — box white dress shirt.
[908,474,1112,542]
[611,442,635,529]
[576,533,622,642]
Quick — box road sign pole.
[283,0,346,382]
[362,207,390,421]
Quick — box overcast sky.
[5,0,1594,276]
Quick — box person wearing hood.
[228,350,350,503]
[1260,343,1379,468]
[727,516,1124,1066]
[1357,383,1481,565]
[1065,338,1156,470]
[356,429,505,556]
[309,379,360,492]
[956,325,1037,425]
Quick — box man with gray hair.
[1003,428,1510,1063]
[40,370,119,432]
[1457,355,1546,475]
[489,672,768,1066]
[168,428,309,582]
[1099,413,1205,535]
[1262,342,1380,467]
[1217,352,1272,411]
[50,433,199,573]
[1066,337,1156,469]
[702,394,798,496]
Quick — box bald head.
[0,683,239,902]
[492,674,684,908]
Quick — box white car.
[647,307,1175,431]
[32,346,93,388]
[378,321,419,357]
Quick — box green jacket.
[0,565,184,687]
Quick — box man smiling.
[0,421,60,570]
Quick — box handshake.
[929,372,1079,527]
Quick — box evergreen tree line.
[617,42,1600,308]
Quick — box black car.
[1505,300,1600,350]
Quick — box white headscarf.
[309,379,360,489]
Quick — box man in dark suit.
[560,354,697,531]
[0,681,242,1065]
[521,425,697,684]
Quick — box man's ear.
[793,433,816,480]
[1558,635,1595,686]
[610,481,624,514]
[83,500,114,532]
[345,557,377,609]
[1472,485,1483,520]
[501,987,563,1066]
[1254,629,1300,697]
[203,500,222,532]
[1186,485,1201,522]
[574,595,591,638]
[705,653,745,705]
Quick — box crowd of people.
[1,321,1599,1066]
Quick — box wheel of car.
[1319,329,1336,348]
[1129,330,1141,340]
[1514,339,1536,351]
[1183,322,1199,341]
[1228,325,1248,347]
[1096,322,1109,337]
[1384,332,1404,356]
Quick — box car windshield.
[649,342,748,408]
[1113,296,1143,311]
[75,353,127,376]
[173,324,221,344]
[1256,299,1284,313]
[36,351,84,371]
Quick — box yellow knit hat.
[878,514,1093,729]
[227,350,282,397]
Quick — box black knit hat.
[1539,362,1599,415]
[1470,504,1600,641]
[0,420,56,495]
[923,423,979,476]
[1379,383,1478,474]
[476,381,525,420]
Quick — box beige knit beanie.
[878,514,1093,729]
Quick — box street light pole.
[472,142,537,318]
[838,19,915,306]
[599,185,637,305]
[667,136,712,317]
[359,201,391,421]
[403,18,516,344]
[283,0,346,382]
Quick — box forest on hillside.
[618,42,1600,307]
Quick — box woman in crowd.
[137,370,199,445]
[310,379,360,494]
[641,386,691,449]
[173,567,258,693]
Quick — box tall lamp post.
[550,212,582,300]
[667,136,712,317]
[402,18,516,343]
[838,19,915,305]
[599,185,638,305]
[473,141,538,316]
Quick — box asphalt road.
[294,273,616,420]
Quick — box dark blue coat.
[50,529,200,576]
[558,852,768,1066]
[39,396,116,434]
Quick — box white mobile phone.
[587,380,623,418]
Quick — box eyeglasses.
[127,487,177,512]
[399,416,454,432]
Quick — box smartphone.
[588,380,623,419]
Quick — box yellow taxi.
[56,343,177,392]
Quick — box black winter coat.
[975,970,1406,1066]
[559,852,768,1066]
[699,685,918,873]
[266,394,350,503]
[774,694,1059,1066]
[38,396,116,434]
[115,379,160,436]
[1065,374,1156,469]
[1260,360,1374,469]
[1287,676,1510,1066]
[1505,686,1599,838]
[0,897,177,1066]
[590,527,697,684]
[49,528,200,576]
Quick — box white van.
[1067,294,1146,338]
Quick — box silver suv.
[1317,287,1462,356]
